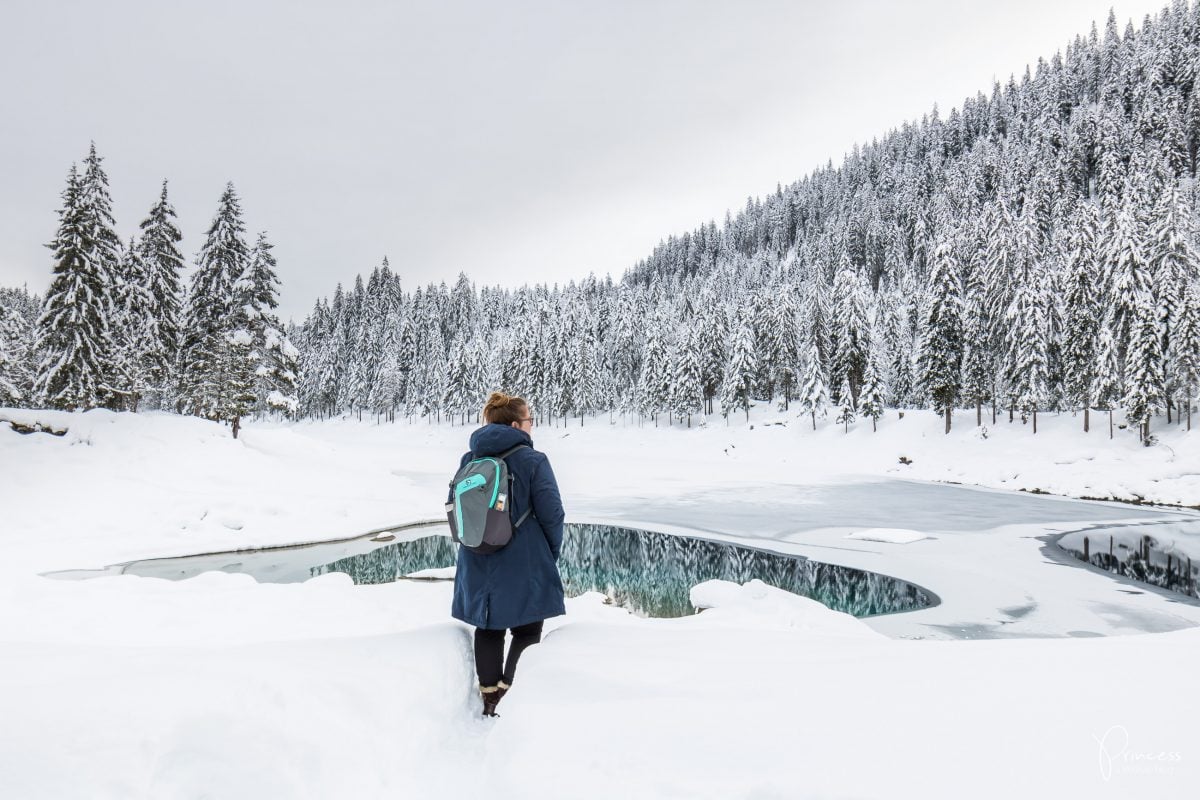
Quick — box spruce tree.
[137,180,185,406]
[79,144,125,404]
[858,357,885,432]
[112,236,157,410]
[670,325,703,426]
[1124,294,1163,442]
[960,262,992,427]
[1106,200,1150,358]
[796,342,829,430]
[0,300,30,405]
[1149,183,1197,420]
[179,183,250,422]
[918,241,963,434]
[1061,203,1101,431]
[1007,280,1050,432]
[766,287,801,410]
[720,312,757,421]
[1090,324,1123,439]
[831,259,870,406]
[835,376,855,432]
[637,312,670,422]
[1172,281,1200,431]
[34,165,112,410]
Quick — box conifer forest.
[7,5,1200,441]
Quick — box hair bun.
[486,391,511,407]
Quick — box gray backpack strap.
[497,444,535,528]
[496,444,529,460]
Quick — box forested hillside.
[290,4,1200,437]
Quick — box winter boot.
[480,683,508,717]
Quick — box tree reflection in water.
[312,523,935,618]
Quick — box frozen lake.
[48,478,1200,640]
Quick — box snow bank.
[2,407,1199,797]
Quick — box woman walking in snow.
[450,391,566,717]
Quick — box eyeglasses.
[518,417,534,426]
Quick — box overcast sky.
[0,0,1174,321]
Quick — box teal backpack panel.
[446,444,531,554]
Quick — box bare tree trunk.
[976,400,981,427]
[1032,409,1037,434]
[1084,402,1090,434]
[1109,409,1113,439]
[232,415,241,439]
[944,407,951,434]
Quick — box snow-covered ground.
[2,405,1198,797]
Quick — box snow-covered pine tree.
[857,356,885,432]
[637,311,671,423]
[442,333,473,423]
[1172,281,1200,431]
[78,143,125,407]
[298,297,336,417]
[765,286,801,410]
[258,320,300,417]
[573,320,602,425]
[960,258,992,427]
[831,257,870,407]
[1105,196,1151,360]
[222,325,257,438]
[879,289,915,409]
[719,310,757,422]
[112,236,157,411]
[0,299,30,405]
[137,180,185,408]
[1061,202,1101,431]
[340,274,369,417]
[696,291,728,415]
[34,165,112,410]
[1148,182,1197,422]
[419,317,448,422]
[917,240,963,434]
[179,182,250,422]
[670,323,703,426]
[1124,293,1163,442]
[835,376,855,432]
[1090,323,1123,439]
[1006,278,1050,432]
[796,342,829,430]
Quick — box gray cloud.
[0,0,1169,320]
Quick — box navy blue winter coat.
[449,423,566,630]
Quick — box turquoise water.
[311,523,937,618]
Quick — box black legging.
[474,620,544,687]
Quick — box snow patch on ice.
[845,527,931,543]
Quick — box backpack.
[446,444,532,554]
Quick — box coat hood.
[468,423,533,457]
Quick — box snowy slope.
[1,407,1198,798]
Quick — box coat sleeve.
[530,454,565,560]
